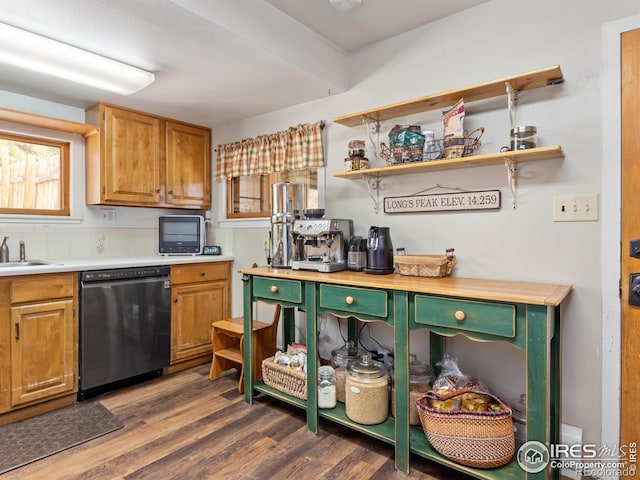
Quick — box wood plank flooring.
[0,365,563,480]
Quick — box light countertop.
[0,254,234,277]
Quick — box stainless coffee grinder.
[270,182,306,268]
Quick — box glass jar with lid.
[318,365,337,409]
[391,354,434,425]
[345,353,389,425]
[330,340,367,403]
[510,126,537,150]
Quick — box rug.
[0,401,124,474]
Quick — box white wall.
[210,0,640,447]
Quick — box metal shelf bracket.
[361,116,382,161]
[363,174,382,214]
[506,81,517,129]
[504,158,518,209]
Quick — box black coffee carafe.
[365,226,395,274]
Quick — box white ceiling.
[0,0,487,127]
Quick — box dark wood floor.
[1,365,567,479]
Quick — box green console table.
[240,266,571,480]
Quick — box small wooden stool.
[209,304,281,393]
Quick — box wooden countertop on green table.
[239,266,572,306]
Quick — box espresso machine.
[270,183,306,268]
[291,218,353,272]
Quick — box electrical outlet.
[99,208,116,225]
[552,194,599,222]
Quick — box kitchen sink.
[0,260,56,267]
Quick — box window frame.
[225,168,319,220]
[0,131,71,217]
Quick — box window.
[226,168,318,219]
[0,132,70,216]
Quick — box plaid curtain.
[215,121,324,181]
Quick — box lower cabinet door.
[10,299,76,406]
[171,280,229,363]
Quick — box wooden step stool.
[209,304,281,393]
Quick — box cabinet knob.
[156,188,160,193]
[270,285,278,293]
[345,295,354,305]
[173,298,178,303]
[200,271,205,276]
[454,310,466,321]
[168,190,173,195]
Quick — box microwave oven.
[158,215,205,255]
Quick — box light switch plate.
[553,194,599,222]
[99,208,116,225]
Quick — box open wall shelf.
[332,65,563,127]
[333,145,564,179]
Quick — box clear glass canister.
[392,354,434,425]
[510,126,537,150]
[318,365,337,409]
[330,341,367,403]
[345,353,389,425]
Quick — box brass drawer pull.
[270,285,278,293]
[454,310,466,321]
[345,295,354,305]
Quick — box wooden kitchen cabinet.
[0,273,78,424]
[165,120,211,208]
[168,261,231,373]
[85,103,211,209]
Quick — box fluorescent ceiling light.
[0,22,155,95]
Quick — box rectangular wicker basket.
[261,357,307,400]
[415,388,514,469]
[395,249,456,278]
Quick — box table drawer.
[414,295,516,338]
[171,262,230,285]
[254,277,302,304]
[319,284,388,318]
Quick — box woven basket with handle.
[261,357,307,400]
[415,387,515,469]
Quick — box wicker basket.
[416,388,515,469]
[395,249,456,278]
[261,357,307,400]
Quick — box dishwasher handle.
[81,275,171,290]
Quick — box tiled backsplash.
[0,225,234,261]
[0,226,157,261]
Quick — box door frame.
[602,14,640,451]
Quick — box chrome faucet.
[19,241,25,262]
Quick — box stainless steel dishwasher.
[79,266,171,399]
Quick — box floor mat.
[0,401,123,474]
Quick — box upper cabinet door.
[165,121,211,209]
[103,106,162,205]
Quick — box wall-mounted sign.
[384,190,501,214]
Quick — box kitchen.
[0,0,638,479]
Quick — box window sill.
[0,214,83,224]
[218,217,270,229]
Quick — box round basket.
[415,388,515,469]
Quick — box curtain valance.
[215,121,325,182]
